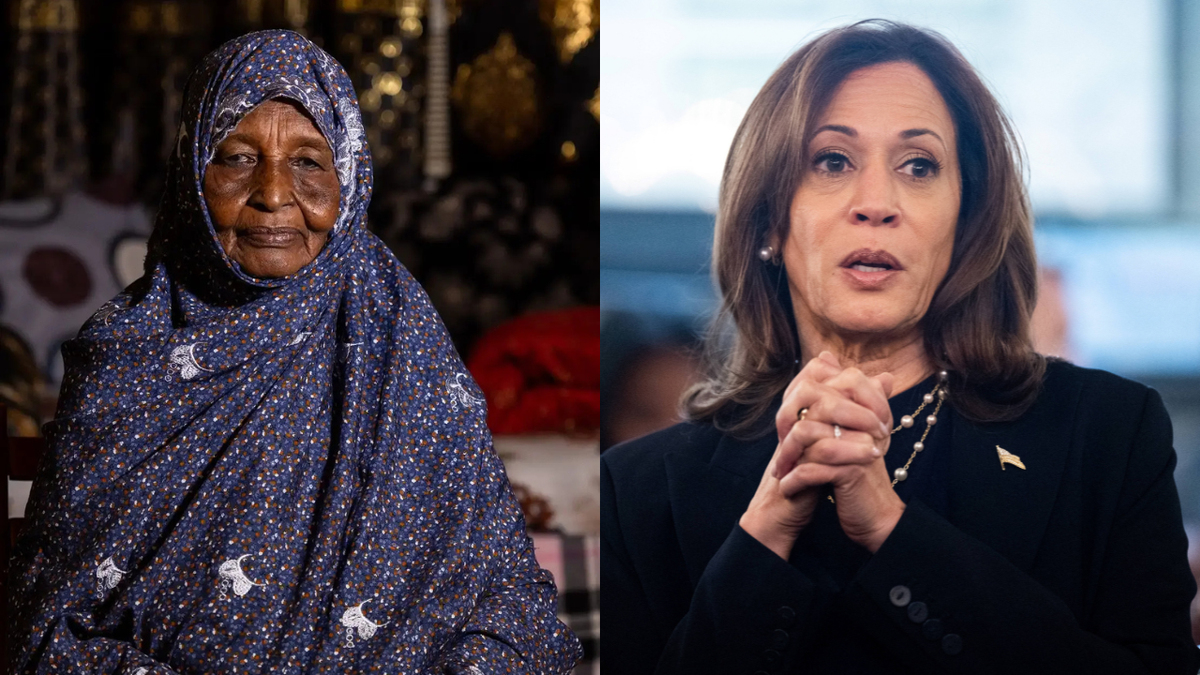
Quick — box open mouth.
[841,249,903,273]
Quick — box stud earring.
[758,245,775,262]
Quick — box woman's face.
[783,61,960,342]
[204,99,340,279]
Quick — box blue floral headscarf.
[9,30,581,674]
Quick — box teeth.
[851,263,889,272]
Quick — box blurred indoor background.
[0,0,599,670]
[601,0,1200,641]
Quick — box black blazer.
[602,361,1200,674]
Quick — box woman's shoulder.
[1020,359,1169,459]
[1039,358,1158,411]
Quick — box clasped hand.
[738,351,906,558]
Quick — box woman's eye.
[221,153,255,167]
[294,157,324,170]
[814,152,851,173]
[902,157,940,179]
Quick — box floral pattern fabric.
[8,30,581,675]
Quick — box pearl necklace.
[890,370,948,484]
[825,371,949,504]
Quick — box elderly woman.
[602,21,1200,675]
[8,31,581,674]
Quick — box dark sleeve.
[841,389,1200,674]
[602,455,837,675]
[435,448,583,674]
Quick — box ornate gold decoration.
[399,0,424,37]
[283,0,309,28]
[379,36,403,58]
[996,446,1026,470]
[126,0,203,35]
[539,0,597,63]
[237,0,264,23]
[337,0,404,13]
[235,0,309,29]
[587,87,598,122]
[451,32,541,158]
[15,0,79,31]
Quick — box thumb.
[875,372,895,398]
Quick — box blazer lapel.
[665,432,775,587]
[947,390,1077,572]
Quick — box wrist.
[863,502,905,553]
[739,511,798,560]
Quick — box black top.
[788,375,953,672]
[602,360,1200,674]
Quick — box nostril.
[883,215,895,223]
[856,213,869,222]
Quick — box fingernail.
[879,422,889,437]
[872,447,882,457]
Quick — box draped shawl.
[9,30,581,675]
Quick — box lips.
[239,226,302,248]
[839,248,903,273]
[839,248,903,290]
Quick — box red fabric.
[467,307,600,435]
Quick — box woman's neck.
[798,324,934,397]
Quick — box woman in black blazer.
[602,21,1200,675]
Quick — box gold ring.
[798,407,809,421]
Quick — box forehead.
[233,100,327,137]
[816,62,955,139]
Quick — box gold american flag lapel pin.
[996,446,1026,471]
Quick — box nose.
[249,157,294,212]
[849,161,899,225]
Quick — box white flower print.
[96,556,126,595]
[340,599,387,648]
[208,92,259,163]
[91,301,122,326]
[174,119,189,164]
[336,342,363,366]
[447,373,484,410]
[217,554,267,599]
[288,332,313,346]
[168,343,213,380]
[332,95,366,230]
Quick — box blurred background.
[601,0,1200,641]
[0,0,599,670]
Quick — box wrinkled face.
[204,99,340,279]
[783,61,961,341]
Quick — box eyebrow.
[812,125,945,145]
[900,128,944,143]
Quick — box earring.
[758,245,775,262]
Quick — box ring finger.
[775,420,879,478]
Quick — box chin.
[236,255,306,279]
[828,304,918,336]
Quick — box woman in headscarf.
[8,30,582,674]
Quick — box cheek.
[202,169,246,228]
[786,203,836,275]
[922,195,959,285]
[298,175,342,231]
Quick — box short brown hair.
[685,20,1044,436]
